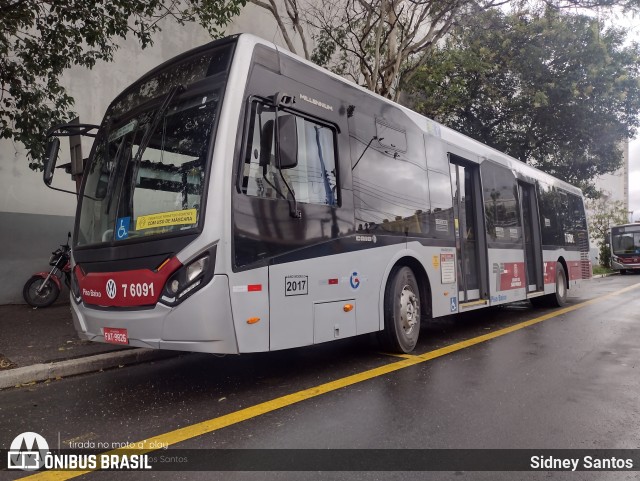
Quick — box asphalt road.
[1,275,640,481]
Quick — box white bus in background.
[610,224,640,274]
[42,34,591,355]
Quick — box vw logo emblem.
[106,279,117,299]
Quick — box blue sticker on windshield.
[116,217,130,240]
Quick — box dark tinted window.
[562,192,587,246]
[352,114,428,235]
[241,101,338,206]
[481,161,521,244]
[352,136,428,234]
[537,182,585,247]
[537,181,561,246]
[426,170,454,239]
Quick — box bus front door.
[449,158,487,304]
[518,181,544,293]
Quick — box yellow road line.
[21,281,640,480]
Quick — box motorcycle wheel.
[22,276,60,308]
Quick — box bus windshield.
[611,226,640,256]
[76,46,231,248]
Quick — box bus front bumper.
[611,259,640,272]
[70,274,239,354]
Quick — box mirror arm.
[352,136,381,171]
[44,182,98,201]
[45,183,81,198]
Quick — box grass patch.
[592,265,614,275]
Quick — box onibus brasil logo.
[7,432,152,471]
[8,432,50,471]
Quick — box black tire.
[379,266,421,353]
[22,275,60,308]
[619,269,627,275]
[530,262,567,308]
[550,263,568,307]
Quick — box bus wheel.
[530,263,567,308]
[549,263,568,307]
[379,266,421,353]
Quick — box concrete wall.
[0,4,292,304]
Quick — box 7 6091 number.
[121,282,155,298]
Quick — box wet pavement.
[0,302,128,369]
[1,274,639,480]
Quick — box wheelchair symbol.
[116,217,130,240]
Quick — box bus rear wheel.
[379,266,421,353]
[531,263,567,308]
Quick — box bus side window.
[480,161,522,245]
[242,100,339,206]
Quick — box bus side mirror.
[276,114,298,169]
[43,137,60,186]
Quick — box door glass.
[462,166,479,292]
[520,184,538,290]
[450,163,463,297]
[450,161,480,301]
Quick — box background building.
[593,141,630,211]
[584,141,630,266]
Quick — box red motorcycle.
[23,233,72,307]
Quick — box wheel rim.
[29,280,54,303]
[399,285,419,335]
[557,274,566,299]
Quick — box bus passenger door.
[449,157,487,304]
[518,182,544,293]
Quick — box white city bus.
[610,223,640,274]
[43,34,591,354]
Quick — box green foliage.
[592,264,613,275]
[586,197,629,266]
[0,0,245,170]
[407,9,640,194]
[599,243,612,268]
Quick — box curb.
[0,348,179,390]
[592,273,618,278]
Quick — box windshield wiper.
[127,84,185,215]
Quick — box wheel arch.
[379,253,433,328]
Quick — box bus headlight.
[160,246,216,306]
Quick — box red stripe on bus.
[328,279,339,285]
[248,284,262,292]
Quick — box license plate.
[103,327,128,345]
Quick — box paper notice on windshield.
[108,120,139,142]
[136,209,197,230]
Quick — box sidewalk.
[0,300,177,389]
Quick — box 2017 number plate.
[285,275,308,296]
[103,327,129,345]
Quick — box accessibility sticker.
[115,217,130,240]
[450,296,458,312]
[135,209,197,231]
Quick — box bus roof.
[118,33,585,198]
